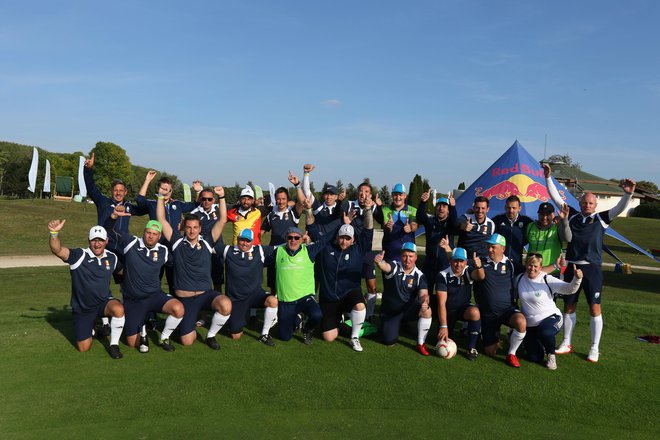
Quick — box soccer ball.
[435,339,457,359]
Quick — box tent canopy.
[452,140,658,263]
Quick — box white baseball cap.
[337,224,354,238]
[240,186,255,198]
[89,225,108,241]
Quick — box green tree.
[408,174,431,209]
[379,185,391,206]
[89,142,133,195]
[548,153,581,170]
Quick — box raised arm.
[557,203,572,243]
[210,186,228,243]
[83,152,104,204]
[303,195,315,226]
[104,205,132,243]
[48,219,70,261]
[302,163,314,201]
[139,170,158,197]
[156,188,173,241]
[374,250,392,274]
[542,164,565,208]
[548,265,583,295]
[607,179,636,218]
[288,170,304,215]
[469,253,485,281]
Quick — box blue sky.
[1,0,658,192]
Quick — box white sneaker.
[587,346,600,363]
[350,337,363,352]
[546,354,557,370]
[555,341,574,355]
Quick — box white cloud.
[321,99,341,107]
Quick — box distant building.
[541,160,644,217]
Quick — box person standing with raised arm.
[543,163,636,362]
[374,183,418,262]
[157,186,233,349]
[48,221,125,359]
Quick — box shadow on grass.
[23,305,78,349]
[603,271,660,294]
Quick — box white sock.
[365,293,378,318]
[207,312,230,338]
[110,316,124,345]
[261,307,278,335]
[562,312,576,345]
[140,325,147,338]
[590,315,603,348]
[417,317,432,344]
[508,330,526,355]
[102,317,110,326]
[160,315,183,340]
[350,308,366,339]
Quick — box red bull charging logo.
[475,163,554,202]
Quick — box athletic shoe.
[159,338,175,352]
[100,323,111,338]
[587,346,600,363]
[466,348,478,361]
[205,336,221,350]
[108,344,123,359]
[555,341,573,355]
[195,319,206,328]
[303,330,314,345]
[138,335,149,353]
[546,354,557,370]
[506,354,520,368]
[350,337,363,352]
[295,314,304,333]
[417,343,430,356]
[259,334,275,347]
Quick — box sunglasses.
[201,197,214,202]
[287,235,302,241]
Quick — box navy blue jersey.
[219,244,276,301]
[492,213,533,272]
[473,256,516,316]
[136,195,198,243]
[381,261,428,315]
[374,203,418,261]
[261,207,300,246]
[311,200,343,236]
[417,201,458,277]
[436,266,473,312]
[190,204,219,237]
[457,214,496,259]
[66,248,120,313]
[168,230,223,291]
[84,168,145,251]
[343,200,377,237]
[115,233,171,300]
[312,228,373,303]
[566,207,612,265]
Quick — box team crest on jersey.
[481,226,487,234]
[594,291,601,299]
[284,212,289,220]
[534,291,541,297]
[518,222,524,228]
[501,265,507,273]
[105,260,110,270]
[407,277,414,288]
[212,212,217,220]
[172,205,177,211]
[196,243,201,250]
[152,251,158,262]
[248,252,253,260]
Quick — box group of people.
[49,157,636,370]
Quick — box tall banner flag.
[27,147,38,193]
[43,160,51,193]
[183,183,192,202]
[78,156,87,197]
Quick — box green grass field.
[1,199,659,439]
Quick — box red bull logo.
[476,174,554,203]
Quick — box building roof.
[542,161,631,197]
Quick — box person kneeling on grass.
[470,233,526,367]
[217,228,279,347]
[375,243,432,356]
[157,186,233,350]
[516,254,582,370]
[105,207,185,353]
[436,243,481,361]
[48,221,125,359]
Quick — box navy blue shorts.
[267,265,277,290]
[481,307,521,347]
[123,291,173,336]
[320,289,365,332]
[524,314,563,362]
[72,298,118,342]
[446,303,474,332]
[211,254,224,287]
[563,263,603,305]
[380,300,421,345]
[362,252,377,281]
[278,295,322,341]
[226,291,271,334]
[178,290,221,335]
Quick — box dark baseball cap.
[322,185,338,195]
[537,202,555,215]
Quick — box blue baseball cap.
[322,184,338,195]
[392,183,406,194]
[238,229,254,242]
[451,247,468,261]
[486,233,506,247]
[436,197,449,205]
[401,242,416,253]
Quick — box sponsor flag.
[183,183,191,202]
[77,156,87,197]
[27,147,38,193]
[43,160,51,193]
